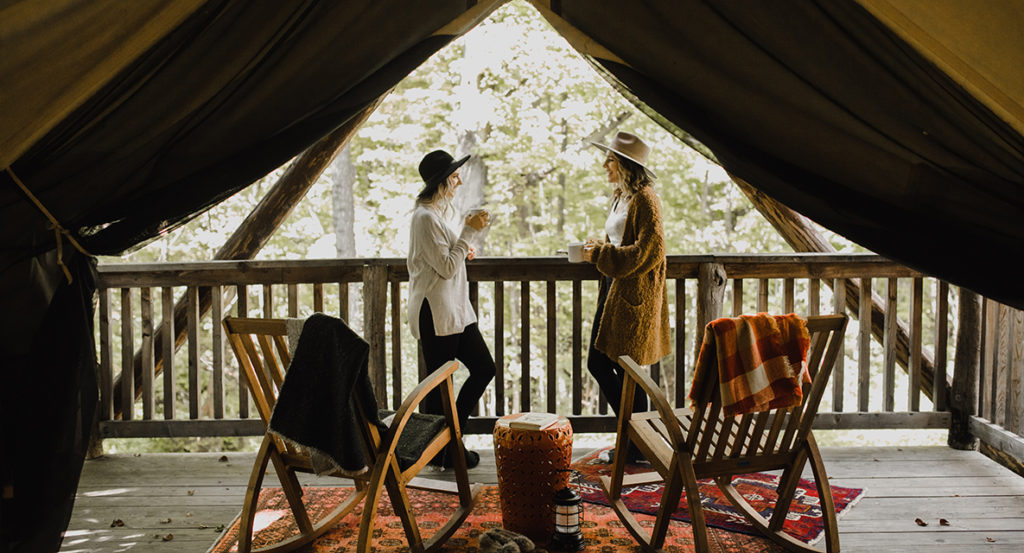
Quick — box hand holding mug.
[465,208,490,230]
[581,239,600,263]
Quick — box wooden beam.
[110,94,387,420]
[733,176,942,401]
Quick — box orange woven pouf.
[492,413,573,543]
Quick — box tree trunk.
[332,142,356,258]
[949,288,981,450]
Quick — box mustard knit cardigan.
[591,185,672,366]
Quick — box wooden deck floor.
[62,445,1024,553]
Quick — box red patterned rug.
[207,485,784,552]
[572,446,864,545]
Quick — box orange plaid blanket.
[690,313,810,416]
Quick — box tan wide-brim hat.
[592,131,656,177]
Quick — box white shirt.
[407,203,479,339]
[604,195,631,246]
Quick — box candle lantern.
[551,470,584,550]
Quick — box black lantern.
[551,471,584,550]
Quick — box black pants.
[418,299,496,429]
[588,277,647,416]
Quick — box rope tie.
[6,166,92,284]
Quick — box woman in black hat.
[407,149,495,468]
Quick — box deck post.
[949,288,981,450]
[695,262,727,362]
[363,262,389,402]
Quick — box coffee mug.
[567,242,584,263]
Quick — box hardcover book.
[508,412,559,431]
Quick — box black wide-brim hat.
[418,149,470,192]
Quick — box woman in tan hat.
[407,149,495,468]
[582,132,672,463]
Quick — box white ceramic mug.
[567,242,584,263]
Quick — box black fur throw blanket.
[269,313,384,476]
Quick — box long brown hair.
[612,152,653,199]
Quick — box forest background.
[98,1,946,453]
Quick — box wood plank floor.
[62,445,1024,552]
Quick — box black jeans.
[418,299,496,429]
[587,277,647,416]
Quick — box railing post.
[949,288,981,450]
[695,262,727,362]
[363,262,389,403]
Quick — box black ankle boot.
[433,448,480,469]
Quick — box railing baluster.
[262,284,273,318]
[675,279,687,408]
[832,278,845,412]
[784,278,794,313]
[163,287,176,419]
[521,280,530,413]
[1011,308,1024,434]
[235,284,248,418]
[547,280,557,414]
[858,278,872,411]
[981,299,994,419]
[934,281,948,411]
[758,278,769,312]
[121,288,134,421]
[141,287,154,419]
[572,279,582,415]
[883,278,898,412]
[999,304,1011,427]
[187,286,200,419]
[211,284,224,419]
[98,288,113,421]
[909,278,923,411]
[338,281,349,321]
[313,282,324,312]
[808,278,820,317]
[732,278,743,316]
[287,283,298,317]
[495,281,505,416]
[391,280,402,410]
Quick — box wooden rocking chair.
[602,314,848,553]
[224,316,482,553]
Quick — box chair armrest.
[379,360,462,448]
[618,355,687,448]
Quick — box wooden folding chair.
[602,314,848,553]
[224,316,482,553]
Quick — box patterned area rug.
[572,446,865,545]
[207,485,784,552]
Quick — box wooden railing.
[93,253,996,444]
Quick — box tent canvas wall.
[1,1,1022,551]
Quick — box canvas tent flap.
[857,0,1024,138]
[534,0,1024,308]
[0,0,206,169]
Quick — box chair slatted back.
[223,318,291,424]
[683,314,847,464]
[224,317,320,459]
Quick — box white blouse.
[407,203,479,339]
[604,195,631,246]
